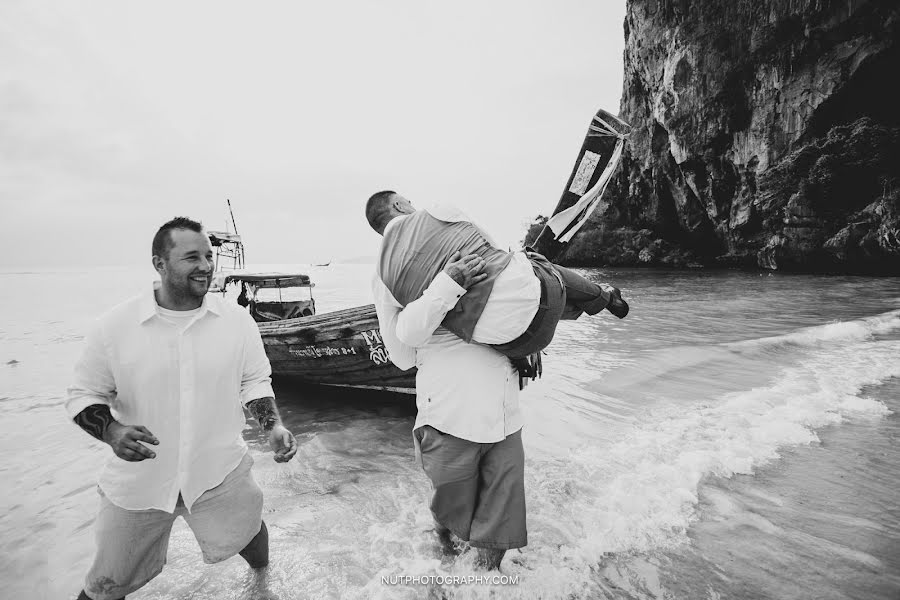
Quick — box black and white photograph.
[1,1,898,599]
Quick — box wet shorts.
[83,453,263,600]
[414,426,527,550]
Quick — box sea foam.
[528,310,900,572]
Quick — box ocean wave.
[726,309,900,353]
[587,310,900,396]
[532,334,900,569]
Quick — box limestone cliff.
[558,0,900,273]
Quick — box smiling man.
[67,217,298,600]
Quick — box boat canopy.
[224,273,313,288]
[208,231,243,246]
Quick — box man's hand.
[511,352,543,390]
[268,424,297,463]
[103,422,159,462]
[247,397,296,462]
[444,251,488,290]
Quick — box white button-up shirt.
[372,206,528,443]
[66,286,275,512]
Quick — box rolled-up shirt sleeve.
[372,275,418,370]
[394,272,466,347]
[239,311,275,405]
[66,321,117,419]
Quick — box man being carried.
[367,192,628,375]
[68,217,298,600]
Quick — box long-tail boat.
[258,305,414,392]
[209,206,417,391]
[213,108,629,393]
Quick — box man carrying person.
[367,192,628,570]
[67,217,298,600]
[372,238,528,571]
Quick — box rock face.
[560,0,900,273]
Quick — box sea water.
[0,265,898,600]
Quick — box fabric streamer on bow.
[530,108,631,261]
[516,108,631,386]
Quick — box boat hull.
[257,304,417,392]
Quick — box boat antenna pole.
[226,199,245,269]
[227,199,239,235]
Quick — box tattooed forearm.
[74,404,116,442]
[247,397,281,432]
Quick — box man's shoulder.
[95,292,146,325]
[424,202,471,224]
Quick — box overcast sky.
[0,1,626,268]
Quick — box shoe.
[601,284,629,318]
[577,283,624,316]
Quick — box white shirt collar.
[383,213,410,237]
[138,282,220,324]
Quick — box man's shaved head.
[366,190,397,232]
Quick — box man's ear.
[393,198,413,214]
[151,255,166,274]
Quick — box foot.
[473,548,506,571]
[433,520,460,558]
[601,284,629,318]
[435,527,460,558]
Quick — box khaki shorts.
[414,426,527,550]
[83,453,263,600]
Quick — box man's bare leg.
[474,548,506,570]
[239,521,270,569]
